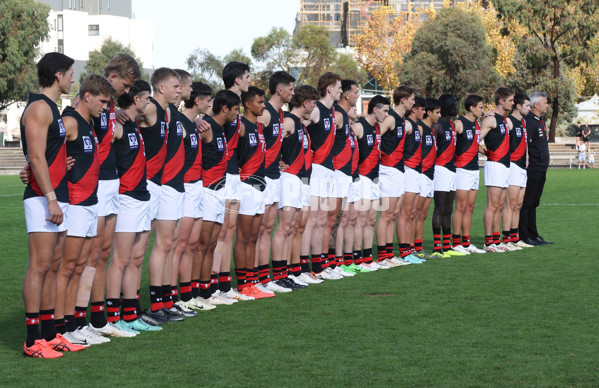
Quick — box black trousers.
[519,169,546,240]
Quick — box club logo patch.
[367,134,374,146]
[58,119,66,137]
[466,129,473,141]
[425,135,433,146]
[324,118,331,131]
[249,133,258,147]
[190,134,198,148]
[445,131,452,141]
[272,124,280,136]
[160,122,166,138]
[217,137,224,152]
[100,113,107,130]
[397,126,403,138]
[128,133,139,149]
[414,130,421,142]
[516,127,522,138]
[82,136,93,153]
[176,121,183,136]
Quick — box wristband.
[44,191,57,202]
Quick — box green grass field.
[0,170,597,387]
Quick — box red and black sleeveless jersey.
[332,104,352,176]
[403,117,422,172]
[484,113,511,167]
[161,105,185,191]
[21,94,68,202]
[225,114,241,175]
[301,125,312,180]
[419,121,436,180]
[263,102,284,179]
[63,107,99,206]
[180,113,202,184]
[508,114,527,169]
[455,116,480,171]
[238,117,266,191]
[306,101,336,170]
[202,115,228,189]
[91,97,117,180]
[113,120,150,201]
[281,113,306,177]
[139,98,168,185]
[380,110,405,171]
[350,127,359,180]
[435,118,456,172]
[357,117,380,180]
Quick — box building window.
[68,0,72,9]
[88,24,100,36]
[57,15,63,31]
[58,39,64,53]
[107,0,110,10]
[99,0,102,9]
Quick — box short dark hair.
[212,89,241,114]
[412,96,426,111]
[494,87,515,105]
[290,85,319,108]
[151,67,179,91]
[241,86,265,107]
[341,79,357,94]
[425,98,441,113]
[222,61,250,89]
[184,82,212,109]
[392,85,415,106]
[103,53,141,82]
[439,94,458,117]
[317,72,341,97]
[269,71,295,95]
[367,95,391,114]
[117,80,151,109]
[464,94,484,112]
[37,52,75,88]
[80,74,114,97]
[513,93,529,108]
[174,69,191,82]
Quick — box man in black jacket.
[520,92,554,246]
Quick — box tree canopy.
[82,37,146,83]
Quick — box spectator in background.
[581,123,591,148]
[578,141,587,169]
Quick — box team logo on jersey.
[367,134,374,146]
[100,113,108,130]
[272,124,280,136]
[109,112,116,120]
[425,135,433,146]
[217,137,224,152]
[324,118,331,131]
[176,121,183,136]
[445,131,452,141]
[82,136,93,153]
[128,133,139,149]
[499,123,506,135]
[345,124,349,136]
[298,129,303,143]
[303,132,309,149]
[415,130,421,142]
[397,126,403,138]
[160,122,166,138]
[58,119,66,138]
[350,135,355,148]
[466,129,473,141]
[516,127,522,138]
[249,133,258,147]
[190,134,198,148]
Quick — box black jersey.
[92,97,118,180]
[263,102,284,179]
[455,116,480,171]
[307,101,336,170]
[114,120,149,201]
[404,117,422,172]
[332,103,352,176]
[161,105,185,191]
[281,113,306,177]
[139,98,168,185]
[202,115,228,189]
[380,110,405,171]
[435,118,456,172]
[180,113,202,184]
[357,117,380,180]
[224,114,241,175]
[484,113,511,167]
[238,117,266,191]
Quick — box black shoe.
[522,237,540,246]
[536,236,554,245]
[285,277,307,289]
[275,278,301,290]
[161,307,186,322]
[140,312,165,326]
[144,309,169,325]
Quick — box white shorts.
[183,181,204,219]
[403,167,421,194]
[433,165,456,192]
[97,179,120,217]
[239,182,265,216]
[419,175,434,198]
[455,168,479,191]
[279,172,303,209]
[24,197,69,233]
[347,179,360,203]
[203,187,225,224]
[224,173,242,201]
[263,176,280,206]
[115,194,150,233]
[66,204,98,237]
[355,175,380,201]
[333,170,352,198]
[310,164,335,198]
[578,153,586,162]
[156,185,184,221]
[508,163,527,188]
[484,161,509,188]
[147,180,162,221]
[302,183,311,207]
[378,165,404,198]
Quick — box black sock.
[90,301,107,328]
[300,255,310,273]
[191,279,201,298]
[180,282,192,302]
[122,299,138,322]
[54,318,66,335]
[200,281,211,299]
[311,254,323,273]
[25,312,41,347]
[149,286,163,312]
[40,309,57,341]
[64,314,76,333]
[74,306,87,328]
[171,285,179,303]
[218,272,230,292]
[162,284,173,308]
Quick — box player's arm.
[23,102,63,224]
[115,109,133,125]
[282,117,295,138]
[200,126,213,143]
[305,105,321,127]
[238,120,246,138]
[379,115,394,136]
[478,116,496,142]
[352,122,364,139]
[257,109,271,127]
[454,119,463,135]
[112,122,124,142]
[138,101,157,127]
[63,116,78,142]
[405,119,413,135]
[334,110,343,130]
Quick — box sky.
[132,0,300,70]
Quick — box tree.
[354,6,434,93]
[82,37,145,83]
[330,52,368,86]
[293,25,338,86]
[494,0,599,142]
[0,0,50,110]
[251,27,294,73]
[186,48,252,93]
[400,7,500,99]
